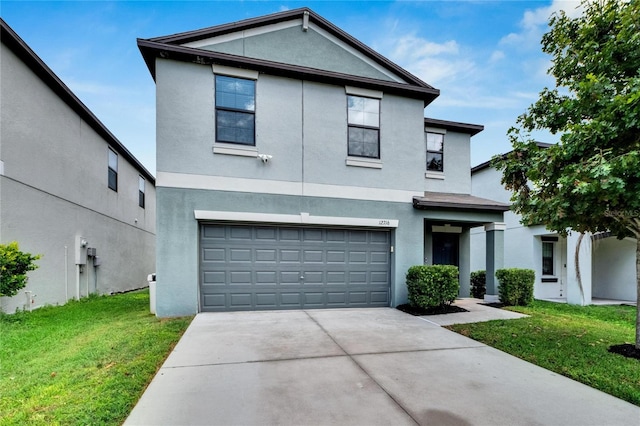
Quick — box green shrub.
[0,242,41,298]
[496,268,535,306]
[470,270,486,299]
[406,265,459,309]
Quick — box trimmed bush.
[406,265,459,309]
[496,268,535,306]
[470,270,486,299]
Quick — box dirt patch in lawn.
[396,304,468,316]
[608,344,640,360]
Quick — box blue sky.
[1,0,582,174]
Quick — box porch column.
[566,231,592,305]
[484,222,506,302]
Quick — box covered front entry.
[414,192,509,298]
[199,224,391,311]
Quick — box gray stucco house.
[0,19,156,313]
[138,8,508,316]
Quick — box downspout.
[64,245,68,302]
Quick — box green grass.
[447,300,640,406]
[0,290,192,425]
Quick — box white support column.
[566,232,593,305]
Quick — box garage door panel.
[303,250,323,263]
[230,293,252,307]
[281,292,302,305]
[200,224,391,311]
[255,249,277,262]
[229,227,253,240]
[203,271,226,285]
[280,249,302,262]
[203,248,225,262]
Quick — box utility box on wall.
[75,236,88,265]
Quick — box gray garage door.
[200,224,391,311]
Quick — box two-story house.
[138,8,508,316]
[471,151,637,305]
[1,19,156,313]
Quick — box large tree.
[494,0,640,349]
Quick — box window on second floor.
[108,148,118,191]
[426,132,444,172]
[138,176,145,208]
[215,75,255,146]
[347,95,380,159]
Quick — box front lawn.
[0,290,192,425]
[447,300,640,406]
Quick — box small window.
[215,75,255,145]
[542,242,554,275]
[138,176,145,208]
[108,148,118,191]
[347,95,380,158]
[426,132,444,172]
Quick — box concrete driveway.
[125,308,639,425]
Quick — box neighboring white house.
[0,19,156,313]
[470,151,637,305]
[138,8,509,316]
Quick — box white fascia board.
[194,210,399,228]
[484,222,507,232]
[156,172,422,203]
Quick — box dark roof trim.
[424,118,484,136]
[137,39,440,104]
[1,18,155,184]
[413,193,510,213]
[471,142,554,174]
[145,7,436,92]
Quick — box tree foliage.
[0,242,41,298]
[493,0,640,348]
[495,0,640,240]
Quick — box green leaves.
[0,242,41,298]
[495,0,640,240]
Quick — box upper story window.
[138,176,145,209]
[108,148,118,191]
[426,132,444,172]
[215,75,255,146]
[347,95,380,159]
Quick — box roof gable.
[138,8,439,105]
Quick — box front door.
[432,233,459,266]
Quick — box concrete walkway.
[125,304,639,426]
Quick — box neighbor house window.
[215,75,255,145]
[108,148,118,191]
[426,132,444,172]
[138,176,145,208]
[542,242,554,275]
[347,95,380,158]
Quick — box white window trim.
[346,157,382,169]
[212,64,258,80]
[345,86,383,99]
[212,143,259,158]
[425,171,445,180]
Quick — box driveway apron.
[125,308,639,426]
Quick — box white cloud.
[490,50,505,63]
[500,0,583,47]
